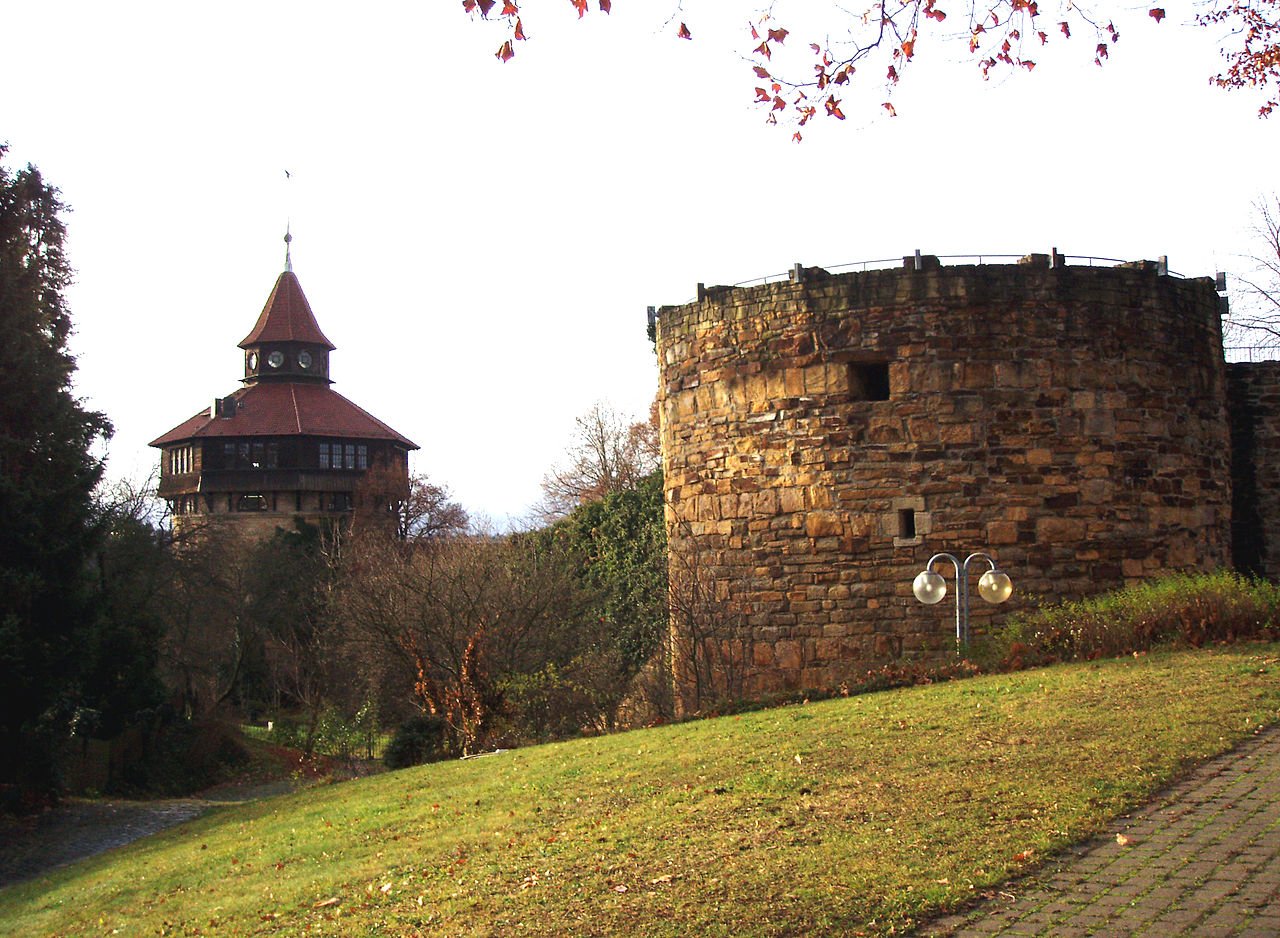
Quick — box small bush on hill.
[985,570,1280,669]
[384,715,451,770]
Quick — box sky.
[4,1,1278,523]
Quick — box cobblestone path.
[922,726,1280,937]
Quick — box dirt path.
[0,780,299,888]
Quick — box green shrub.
[383,715,451,770]
[264,703,383,760]
[987,570,1280,668]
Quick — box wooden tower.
[151,248,416,536]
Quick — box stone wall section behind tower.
[656,261,1230,709]
[1228,361,1280,581]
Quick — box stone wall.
[656,256,1231,711]
[1228,361,1280,581]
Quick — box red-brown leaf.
[514,17,525,39]
[1148,7,1164,21]
[927,8,946,21]
[477,0,496,15]
[496,39,515,61]
[771,95,787,111]
[501,0,518,14]
[599,0,611,11]
[570,0,588,18]
[767,27,789,43]
[677,21,692,39]
[882,101,897,116]
[753,65,771,78]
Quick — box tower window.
[325,492,353,511]
[237,493,268,512]
[849,361,891,401]
[898,509,917,540]
[168,445,193,475]
[319,441,367,469]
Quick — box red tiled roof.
[239,271,335,350]
[149,382,417,448]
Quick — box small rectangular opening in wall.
[898,508,916,540]
[849,361,891,401]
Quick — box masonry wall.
[656,257,1231,710]
[1228,361,1280,582]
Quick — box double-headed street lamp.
[912,551,1013,651]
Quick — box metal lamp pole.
[912,551,1013,651]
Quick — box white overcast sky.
[4,1,1277,523]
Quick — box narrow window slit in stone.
[849,361,891,401]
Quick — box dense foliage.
[0,149,119,802]
[537,468,667,674]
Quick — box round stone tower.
[655,254,1230,710]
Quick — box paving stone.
[916,726,1280,937]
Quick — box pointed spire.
[284,225,293,273]
[239,268,335,350]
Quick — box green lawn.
[5,644,1280,937]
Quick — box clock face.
[298,350,313,369]
[267,351,284,369]
[247,352,259,371]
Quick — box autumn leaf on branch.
[460,0,1280,129]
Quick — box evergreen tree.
[0,146,112,802]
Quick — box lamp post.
[912,551,1013,651]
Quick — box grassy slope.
[5,644,1280,938]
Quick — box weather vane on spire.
[283,168,294,272]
